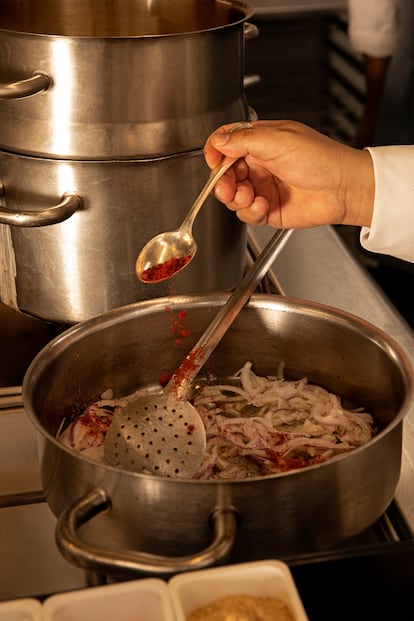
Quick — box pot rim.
[0,0,255,40]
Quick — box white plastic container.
[0,598,43,621]
[42,578,175,621]
[168,559,309,621]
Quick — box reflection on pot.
[0,150,246,323]
[0,0,254,159]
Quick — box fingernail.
[213,132,230,147]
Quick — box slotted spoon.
[104,228,293,478]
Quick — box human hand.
[203,120,374,229]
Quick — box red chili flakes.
[158,296,193,389]
[140,255,192,282]
[159,372,172,387]
[167,307,190,347]
[264,448,325,472]
[171,347,205,389]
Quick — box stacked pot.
[0,0,254,324]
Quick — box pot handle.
[244,74,261,89]
[55,488,238,577]
[244,22,260,40]
[0,184,82,227]
[0,71,51,100]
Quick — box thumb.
[211,122,253,155]
[212,131,230,147]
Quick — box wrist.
[343,147,375,227]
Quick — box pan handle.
[244,22,259,40]
[0,71,51,100]
[0,185,82,227]
[55,488,238,577]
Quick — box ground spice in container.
[186,594,295,621]
[140,255,192,282]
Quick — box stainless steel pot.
[0,150,246,323]
[22,294,414,577]
[0,0,254,159]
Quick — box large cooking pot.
[0,0,254,159]
[0,149,246,323]
[22,294,413,577]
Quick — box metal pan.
[22,293,414,577]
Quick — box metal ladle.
[104,228,293,478]
[135,121,254,283]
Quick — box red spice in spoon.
[140,255,192,282]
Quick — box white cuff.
[360,146,414,263]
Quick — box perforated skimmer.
[104,385,206,478]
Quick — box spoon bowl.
[136,230,196,283]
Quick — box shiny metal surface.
[56,489,238,576]
[0,190,81,227]
[23,294,412,576]
[0,71,49,99]
[104,393,207,478]
[249,224,414,531]
[0,0,253,159]
[0,0,253,35]
[0,149,246,323]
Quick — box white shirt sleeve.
[360,146,414,263]
[347,0,399,57]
